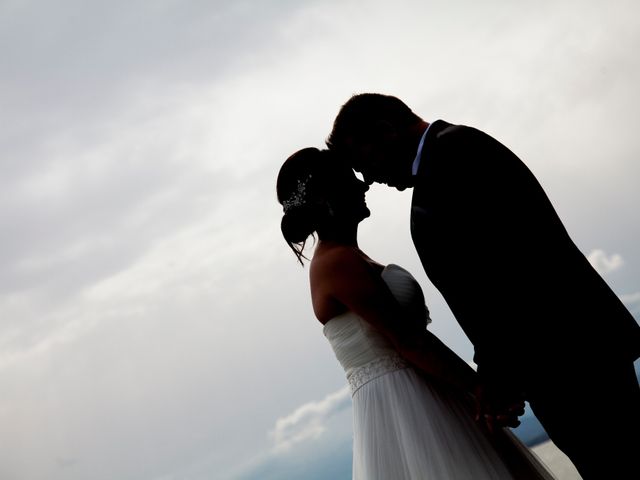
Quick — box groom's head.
[326,93,427,191]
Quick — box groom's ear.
[372,120,398,142]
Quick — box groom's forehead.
[325,157,357,178]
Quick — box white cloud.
[587,249,624,275]
[269,386,351,453]
[621,292,640,315]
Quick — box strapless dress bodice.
[323,264,430,394]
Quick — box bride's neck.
[317,223,359,248]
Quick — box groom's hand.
[473,384,525,433]
[493,400,525,429]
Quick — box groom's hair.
[326,93,422,150]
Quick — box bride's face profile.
[325,167,370,225]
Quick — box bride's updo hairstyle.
[277,147,341,264]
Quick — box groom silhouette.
[326,93,640,480]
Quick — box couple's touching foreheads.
[276,93,640,480]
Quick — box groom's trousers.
[526,357,640,480]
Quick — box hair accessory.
[282,174,312,213]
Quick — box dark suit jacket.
[410,120,640,391]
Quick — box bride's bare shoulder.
[310,243,369,278]
[311,242,356,261]
[309,244,374,323]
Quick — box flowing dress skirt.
[351,366,554,480]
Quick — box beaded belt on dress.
[347,353,409,395]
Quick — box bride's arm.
[410,330,479,395]
[313,248,478,396]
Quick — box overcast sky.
[1,0,639,479]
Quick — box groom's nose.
[355,176,369,188]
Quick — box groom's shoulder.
[431,121,498,154]
[433,120,478,140]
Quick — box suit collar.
[413,119,450,178]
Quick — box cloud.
[269,386,351,453]
[621,292,640,316]
[587,249,624,275]
[225,385,353,480]
[231,434,352,480]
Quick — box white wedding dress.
[323,264,554,480]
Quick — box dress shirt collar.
[412,123,432,176]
